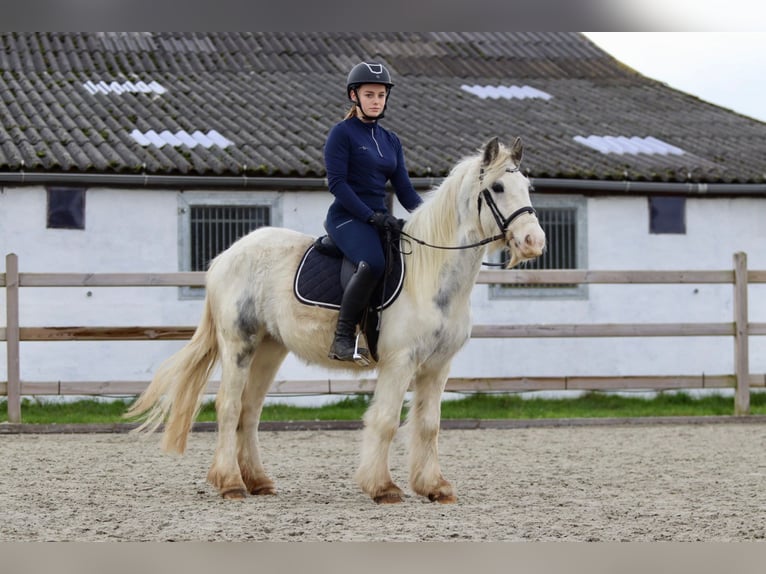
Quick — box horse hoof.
[250,485,277,496]
[428,492,457,504]
[373,492,403,504]
[221,488,247,500]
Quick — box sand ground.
[2,423,766,541]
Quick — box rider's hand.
[368,212,405,232]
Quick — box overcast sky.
[582,33,766,123]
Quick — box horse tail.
[125,294,219,454]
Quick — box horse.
[126,136,546,504]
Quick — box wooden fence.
[2,252,765,423]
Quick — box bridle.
[477,165,537,241]
[399,165,537,259]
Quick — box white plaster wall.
[0,186,341,385]
[1,186,198,383]
[1,186,765,389]
[461,195,766,379]
[281,190,334,237]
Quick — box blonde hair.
[344,104,357,120]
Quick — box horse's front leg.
[407,361,457,503]
[237,336,288,495]
[355,352,414,504]
[207,343,251,499]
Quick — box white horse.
[126,137,545,504]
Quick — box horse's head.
[476,137,546,268]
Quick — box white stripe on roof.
[159,130,184,147]
[130,129,233,149]
[573,135,686,156]
[207,130,232,148]
[175,131,198,147]
[83,80,167,95]
[460,84,553,100]
[143,130,166,148]
[128,130,151,146]
[192,130,215,149]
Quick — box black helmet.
[346,62,394,100]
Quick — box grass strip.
[2,391,765,425]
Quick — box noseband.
[478,166,537,239]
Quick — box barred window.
[510,207,576,280]
[178,192,282,298]
[491,195,587,299]
[190,205,270,271]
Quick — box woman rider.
[324,61,423,362]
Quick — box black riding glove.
[368,212,405,232]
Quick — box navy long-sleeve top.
[324,116,422,222]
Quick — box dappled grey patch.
[236,295,260,338]
[235,342,256,369]
[433,255,478,312]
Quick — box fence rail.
[3,252,765,423]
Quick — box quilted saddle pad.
[293,238,405,311]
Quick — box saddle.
[293,234,405,362]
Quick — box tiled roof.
[1,31,765,184]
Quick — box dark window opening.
[47,187,86,229]
[649,196,686,234]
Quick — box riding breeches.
[325,211,386,279]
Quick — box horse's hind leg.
[207,338,255,499]
[407,362,456,503]
[237,335,288,495]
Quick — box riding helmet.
[346,62,394,100]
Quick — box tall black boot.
[329,261,378,362]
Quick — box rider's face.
[352,83,387,119]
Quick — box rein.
[398,166,536,266]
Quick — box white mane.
[403,144,511,297]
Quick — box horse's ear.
[482,137,500,167]
[510,137,523,166]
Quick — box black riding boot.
[329,261,378,362]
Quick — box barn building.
[1,32,764,398]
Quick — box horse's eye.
[491,182,504,193]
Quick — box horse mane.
[403,144,509,298]
[404,160,466,294]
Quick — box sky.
[583,33,766,123]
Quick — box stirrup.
[352,331,373,367]
[328,331,373,365]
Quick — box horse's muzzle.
[506,226,546,267]
[520,230,546,258]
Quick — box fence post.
[5,253,21,423]
[733,251,750,415]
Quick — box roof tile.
[0,32,764,184]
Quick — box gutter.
[1,171,765,197]
[0,171,332,191]
[0,171,441,191]
[530,178,766,197]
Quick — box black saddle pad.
[293,238,405,311]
